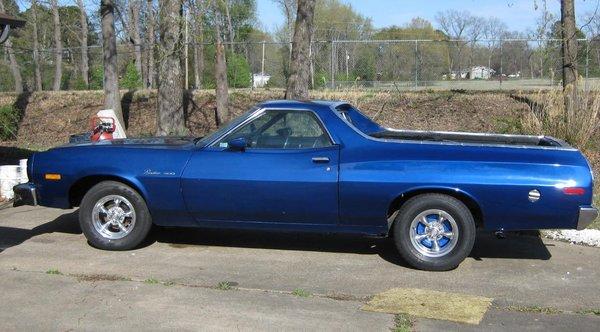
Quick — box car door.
[181,109,339,225]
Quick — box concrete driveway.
[1,206,599,331]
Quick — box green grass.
[506,305,562,315]
[391,314,413,332]
[144,278,160,285]
[577,308,600,316]
[45,268,62,275]
[291,288,312,298]
[217,281,232,291]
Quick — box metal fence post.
[330,39,335,89]
[414,40,419,90]
[585,40,590,90]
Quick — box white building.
[253,74,271,88]
[468,66,495,80]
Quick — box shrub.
[120,62,143,90]
[524,84,600,150]
[0,105,19,140]
[89,66,104,90]
[227,53,251,88]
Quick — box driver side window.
[217,110,332,149]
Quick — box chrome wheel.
[92,195,136,240]
[409,209,459,258]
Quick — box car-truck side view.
[13,100,598,270]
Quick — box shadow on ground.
[0,210,551,267]
[0,211,81,253]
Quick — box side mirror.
[227,137,247,151]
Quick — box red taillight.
[563,187,585,195]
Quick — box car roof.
[257,100,351,111]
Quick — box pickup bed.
[13,100,597,271]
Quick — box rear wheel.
[392,194,476,271]
[79,181,152,250]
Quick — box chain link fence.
[2,38,600,92]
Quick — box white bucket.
[0,165,21,200]
[19,159,28,183]
[97,109,127,139]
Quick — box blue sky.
[257,0,600,33]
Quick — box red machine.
[89,116,115,142]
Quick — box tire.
[392,194,476,271]
[79,181,152,250]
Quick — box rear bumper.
[13,183,37,207]
[577,206,599,230]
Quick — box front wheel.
[392,194,476,271]
[79,181,152,250]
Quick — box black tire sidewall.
[393,194,476,271]
[79,181,152,250]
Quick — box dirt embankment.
[1,89,598,188]
[0,89,532,150]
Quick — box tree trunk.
[157,0,186,135]
[146,0,156,88]
[213,0,229,125]
[223,0,235,53]
[32,0,43,91]
[561,0,578,89]
[76,0,89,88]
[285,0,315,100]
[100,0,124,126]
[51,0,62,91]
[0,0,22,93]
[129,0,143,83]
[192,0,204,89]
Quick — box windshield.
[195,107,259,146]
[336,104,383,135]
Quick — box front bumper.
[577,206,599,230]
[13,183,38,207]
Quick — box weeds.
[291,288,311,298]
[505,305,562,315]
[0,105,19,140]
[46,268,62,275]
[524,84,600,150]
[577,308,600,316]
[144,278,160,285]
[217,281,232,290]
[391,313,413,332]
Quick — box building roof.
[0,12,26,28]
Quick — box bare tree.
[191,0,204,89]
[129,0,143,82]
[561,0,578,88]
[273,0,297,46]
[51,0,62,91]
[146,0,156,88]
[223,0,235,52]
[31,0,43,91]
[0,0,22,93]
[436,10,474,76]
[76,0,89,88]
[101,0,124,126]
[285,0,315,100]
[157,0,186,135]
[213,0,229,124]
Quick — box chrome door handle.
[312,157,330,163]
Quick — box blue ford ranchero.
[13,100,598,270]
